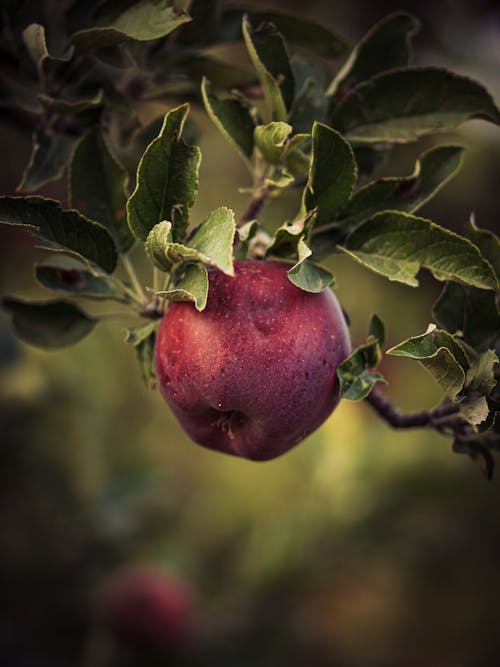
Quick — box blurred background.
[1,0,500,665]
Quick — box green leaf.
[235,220,259,259]
[303,123,357,225]
[368,313,385,346]
[70,127,133,253]
[222,9,348,58]
[242,15,294,122]
[466,215,500,280]
[135,329,157,389]
[338,145,464,230]
[254,122,292,164]
[71,2,191,51]
[127,103,201,242]
[465,349,498,396]
[36,256,126,302]
[287,238,334,293]
[17,130,76,193]
[0,196,117,273]
[187,206,235,276]
[201,77,255,168]
[313,144,463,258]
[22,23,73,80]
[290,78,327,135]
[352,144,391,177]
[327,12,420,97]
[331,67,500,143]
[38,90,104,114]
[289,58,327,133]
[338,340,387,401]
[2,297,96,348]
[342,211,498,290]
[433,282,500,350]
[124,321,158,346]
[158,263,209,311]
[388,324,469,399]
[267,209,316,258]
[145,220,175,271]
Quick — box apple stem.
[365,387,460,430]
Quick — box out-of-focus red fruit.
[155,260,351,461]
[101,567,193,653]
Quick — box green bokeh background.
[1,1,500,665]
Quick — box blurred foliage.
[1,0,500,666]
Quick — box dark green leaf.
[368,313,385,346]
[17,130,76,193]
[289,76,327,135]
[331,68,500,143]
[465,349,498,396]
[38,90,104,113]
[287,258,334,293]
[135,329,157,388]
[466,215,500,280]
[2,297,96,348]
[267,209,316,258]
[242,15,294,122]
[343,211,498,290]
[71,2,191,51]
[70,127,133,252]
[388,324,468,399]
[327,12,420,97]
[222,9,348,59]
[124,321,158,345]
[127,103,201,242]
[235,220,259,259]
[201,77,255,167]
[158,262,209,311]
[287,239,334,293]
[303,123,357,225]
[36,256,126,302]
[22,23,74,80]
[352,144,391,177]
[187,207,235,275]
[338,339,387,400]
[338,145,464,230]
[0,196,117,273]
[254,121,291,164]
[433,282,500,350]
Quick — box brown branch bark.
[238,186,269,227]
[365,387,460,430]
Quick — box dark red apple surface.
[101,567,193,652]
[155,260,351,461]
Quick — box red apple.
[155,260,351,461]
[100,567,193,653]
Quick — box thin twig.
[365,387,460,430]
[238,186,270,227]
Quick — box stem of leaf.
[99,311,139,320]
[122,254,146,301]
[153,267,161,293]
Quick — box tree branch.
[238,186,269,227]
[365,387,460,430]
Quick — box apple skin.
[155,260,351,461]
[100,567,193,653]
